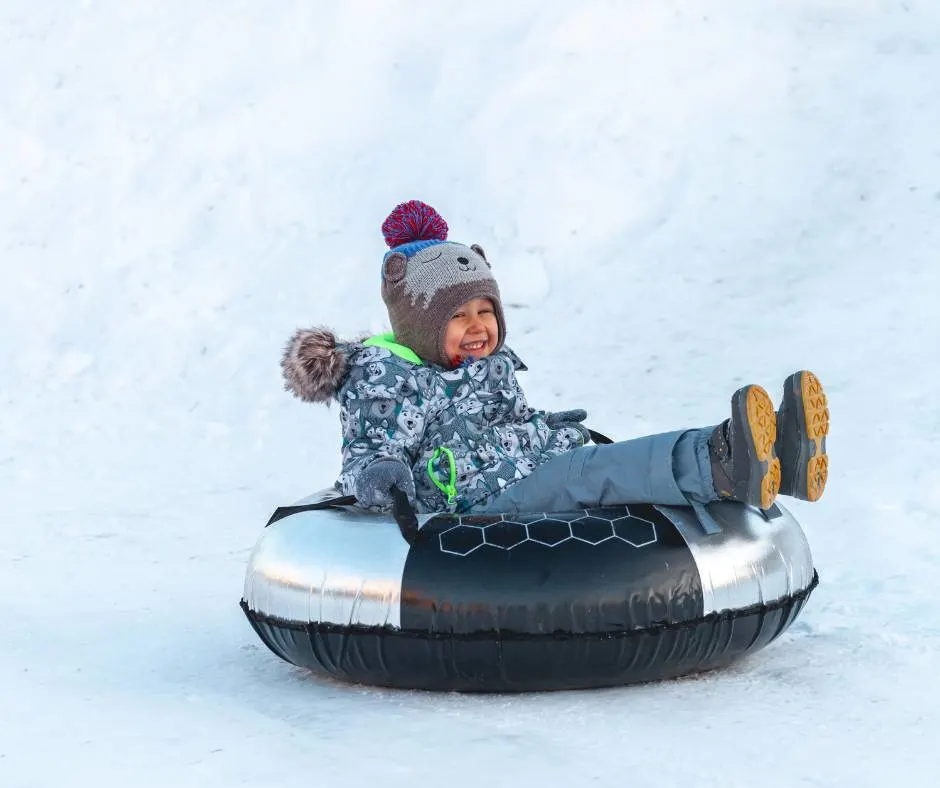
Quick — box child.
[281,200,829,518]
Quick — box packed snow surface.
[3,1,939,785]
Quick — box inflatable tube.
[240,488,817,692]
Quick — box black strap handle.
[265,489,420,546]
[265,495,356,526]
[390,485,419,545]
[589,428,615,445]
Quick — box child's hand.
[545,409,590,442]
[545,409,588,428]
[355,458,416,508]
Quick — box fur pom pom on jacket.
[281,327,351,404]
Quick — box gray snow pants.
[469,427,719,515]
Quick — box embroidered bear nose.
[457,256,469,264]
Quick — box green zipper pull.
[427,446,458,504]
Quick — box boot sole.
[731,385,781,510]
[779,371,830,501]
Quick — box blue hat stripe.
[381,239,448,279]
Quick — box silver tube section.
[656,502,815,615]
[243,489,411,627]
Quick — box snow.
[2,0,939,785]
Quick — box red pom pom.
[382,200,449,249]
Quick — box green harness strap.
[427,447,458,505]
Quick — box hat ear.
[382,252,407,283]
[470,244,490,268]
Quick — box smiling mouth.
[460,339,487,353]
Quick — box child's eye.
[451,313,465,320]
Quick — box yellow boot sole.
[745,385,782,510]
[799,371,830,502]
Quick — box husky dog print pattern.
[335,343,586,513]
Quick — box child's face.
[443,298,499,366]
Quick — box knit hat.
[380,200,506,368]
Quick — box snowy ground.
[3,1,939,785]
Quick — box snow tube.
[240,488,817,692]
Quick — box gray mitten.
[355,458,416,508]
[545,408,591,442]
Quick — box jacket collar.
[363,333,528,372]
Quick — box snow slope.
[2,1,939,785]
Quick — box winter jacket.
[281,329,587,513]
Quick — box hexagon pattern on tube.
[438,507,658,557]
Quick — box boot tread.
[745,385,781,509]
[800,371,829,502]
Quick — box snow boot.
[775,370,829,501]
[708,384,781,510]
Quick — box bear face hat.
[380,200,506,368]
